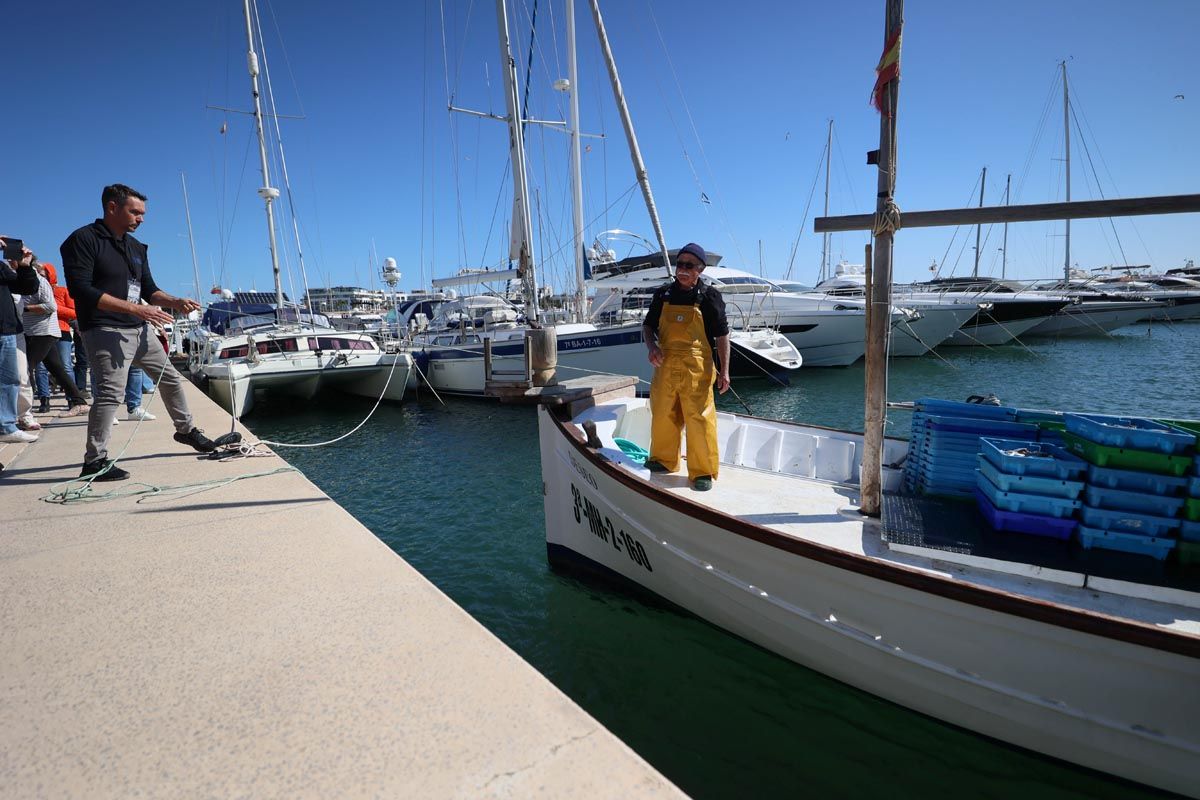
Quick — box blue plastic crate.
[915,398,1016,420]
[1079,504,1181,537]
[1182,520,1200,542]
[1087,465,1189,497]
[1064,414,1193,455]
[979,438,1088,480]
[924,416,1038,438]
[977,472,1082,518]
[1077,525,1176,560]
[1083,484,1185,518]
[1190,475,1200,497]
[975,488,1077,540]
[978,456,1084,499]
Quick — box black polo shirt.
[643,280,729,354]
[60,220,161,331]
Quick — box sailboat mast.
[565,0,587,322]
[180,172,203,303]
[1002,173,1011,279]
[821,119,832,282]
[495,0,541,322]
[586,0,672,276]
[241,0,284,313]
[1062,60,1071,282]
[860,0,903,518]
[973,166,986,278]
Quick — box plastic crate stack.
[974,438,1087,540]
[1159,420,1200,568]
[1061,414,1196,561]
[904,398,1038,498]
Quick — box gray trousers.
[81,325,194,463]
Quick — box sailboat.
[191,0,414,417]
[411,0,800,397]
[536,3,1200,796]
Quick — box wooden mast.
[860,0,903,518]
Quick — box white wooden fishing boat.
[538,396,1200,797]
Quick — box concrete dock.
[0,383,684,798]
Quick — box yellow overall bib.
[648,299,720,480]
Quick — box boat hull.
[1025,303,1155,337]
[890,305,975,356]
[538,406,1200,798]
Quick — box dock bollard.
[528,327,558,387]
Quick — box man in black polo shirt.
[61,184,215,481]
[641,242,731,491]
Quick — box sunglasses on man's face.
[676,260,703,271]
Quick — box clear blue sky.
[6,0,1197,299]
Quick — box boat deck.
[630,457,1200,637]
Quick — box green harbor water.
[246,323,1198,799]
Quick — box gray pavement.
[0,383,684,798]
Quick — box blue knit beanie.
[677,242,707,266]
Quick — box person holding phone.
[22,259,90,416]
[1,235,41,443]
[60,184,216,481]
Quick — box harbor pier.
[0,382,682,798]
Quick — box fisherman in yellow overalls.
[642,243,731,492]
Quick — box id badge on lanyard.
[127,279,142,304]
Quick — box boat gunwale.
[547,405,1200,660]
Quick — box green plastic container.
[1060,431,1192,476]
[1186,498,1200,522]
[1178,539,1200,569]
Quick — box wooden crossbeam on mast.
[815,193,1200,233]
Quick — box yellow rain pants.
[648,301,720,480]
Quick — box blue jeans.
[0,334,20,434]
[34,337,75,398]
[125,367,145,413]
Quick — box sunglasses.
[675,260,703,271]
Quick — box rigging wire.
[1069,98,1132,266]
[644,0,748,267]
[783,145,833,281]
[438,0,471,270]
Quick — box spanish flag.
[871,28,902,114]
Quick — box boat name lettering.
[570,483,653,573]
[559,336,603,350]
[569,453,599,490]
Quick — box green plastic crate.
[1178,540,1200,569]
[1060,431,1192,476]
[1186,498,1200,522]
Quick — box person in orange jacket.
[33,262,85,402]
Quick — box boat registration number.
[570,483,653,573]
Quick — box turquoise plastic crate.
[1064,414,1193,455]
[1077,525,1176,560]
[1087,464,1189,497]
[1079,504,1181,537]
[980,437,1088,480]
[977,472,1082,518]
[977,456,1084,499]
[1083,485,1185,518]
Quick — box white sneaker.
[127,407,157,421]
[0,429,39,443]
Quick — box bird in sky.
[1175,94,1185,100]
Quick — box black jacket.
[0,261,39,335]
[60,220,161,330]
